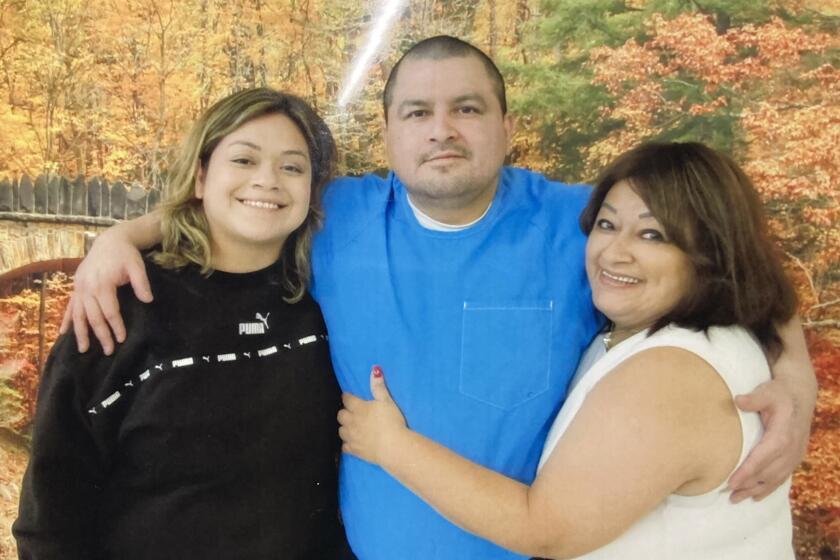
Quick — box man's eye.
[458,106,480,114]
[406,110,427,118]
[232,158,253,165]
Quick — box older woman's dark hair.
[580,142,797,358]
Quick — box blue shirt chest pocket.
[459,301,553,410]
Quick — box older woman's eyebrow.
[602,201,655,219]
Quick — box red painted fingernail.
[372,365,383,378]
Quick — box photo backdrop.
[1,0,838,558]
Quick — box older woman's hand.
[338,366,409,467]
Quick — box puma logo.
[239,312,270,335]
[256,313,270,329]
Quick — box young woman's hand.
[338,366,408,467]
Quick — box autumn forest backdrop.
[0,0,838,558]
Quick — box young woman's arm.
[339,349,741,558]
[60,210,163,354]
[729,315,816,502]
[13,335,111,559]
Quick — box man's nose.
[428,112,459,143]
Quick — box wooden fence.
[0,175,158,220]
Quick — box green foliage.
[536,0,640,50]
[503,0,837,180]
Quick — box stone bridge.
[0,175,158,281]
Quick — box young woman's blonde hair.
[153,88,337,302]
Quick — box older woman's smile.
[598,269,641,285]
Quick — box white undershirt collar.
[406,195,493,232]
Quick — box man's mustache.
[420,144,471,164]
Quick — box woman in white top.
[338,142,798,559]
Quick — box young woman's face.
[196,113,312,272]
[585,180,695,334]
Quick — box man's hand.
[728,377,814,502]
[60,228,153,355]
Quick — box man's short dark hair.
[382,35,507,121]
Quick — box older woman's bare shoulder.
[603,345,731,397]
[583,345,741,491]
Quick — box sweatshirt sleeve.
[13,334,111,560]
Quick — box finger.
[734,421,794,488]
[127,261,154,303]
[728,453,775,491]
[98,290,126,344]
[337,408,350,426]
[82,296,114,355]
[341,392,362,410]
[338,426,349,442]
[729,486,760,504]
[753,476,786,501]
[60,302,73,335]
[750,483,779,502]
[71,298,91,353]
[730,466,786,497]
[370,365,392,402]
[734,390,772,413]
[730,467,786,503]
[729,443,785,492]
[731,463,792,503]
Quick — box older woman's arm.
[729,315,816,502]
[339,349,741,558]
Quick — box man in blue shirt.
[311,36,599,559]
[63,36,816,560]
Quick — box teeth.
[241,199,280,210]
[602,270,640,284]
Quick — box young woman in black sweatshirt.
[14,88,346,560]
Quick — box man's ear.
[382,116,392,165]
[195,163,206,199]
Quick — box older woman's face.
[586,180,694,333]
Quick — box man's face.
[384,55,513,223]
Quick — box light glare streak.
[337,0,407,108]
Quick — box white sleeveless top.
[538,325,794,559]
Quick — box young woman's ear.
[195,163,206,199]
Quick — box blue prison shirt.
[311,167,601,559]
